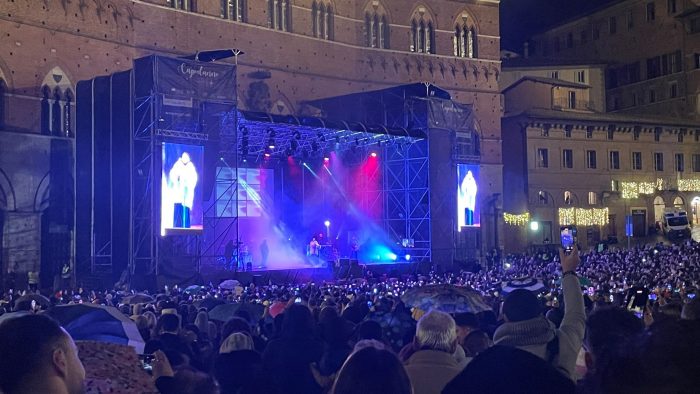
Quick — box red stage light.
[370,152,378,158]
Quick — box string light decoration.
[678,179,700,192]
[621,180,659,199]
[558,208,609,226]
[503,212,530,226]
[559,208,575,226]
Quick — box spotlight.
[404,254,411,261]
[529,221,539,231]
[370,152,378,158]
[324,220,330,227]
[323,156,330,162]
[388,253,397,261]
[264,152,271,158]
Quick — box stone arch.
[0,168,17,211]
[653,195,666,224]
[673,195,685,209]
[34,171,51,213]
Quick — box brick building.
[0,0,502,285]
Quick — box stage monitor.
[161,143,204,235]
[457,164,480,228]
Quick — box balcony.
[552,98,594,112]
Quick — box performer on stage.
[458,170,477,227]
[350,236,359,260]
[168,152,198,228]
[224,240,235,270]
[260,239,269,268]
[309,237,320,257]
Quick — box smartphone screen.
[139,354,155,372]
[560,226,576,252]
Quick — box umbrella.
[44,304,145,353]
[77,341,158,394]
[219,279,240,290]
[208,303,266,322]
[194,298,224,311]
[121,294,154,305]
[16,294,51,308]
[502,278,547,294]
[184,285,206,294]
[401,284,493,314]
[0,311,31,325]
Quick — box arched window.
[269,0,291,31]
[222,0,246,22]
[409,7,435,54]
[364,3,389,49]
[454,13,478,58]
[674,196,685,209]
[41,67,74,137]
[564,191,573,205]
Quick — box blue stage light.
[404,254,411,261]
[388,253,397,261]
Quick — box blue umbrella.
[44,304,145,354]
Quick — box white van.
[662,208,691,239]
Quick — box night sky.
[500,0,620,52]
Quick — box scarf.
[493,316,556,347]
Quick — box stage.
[193,261,429,287]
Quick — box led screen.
[161,143,204,235]
[457,164,480,228]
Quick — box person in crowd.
[442,346,576,394]
[153,350,220,394]
[453,312,479,347]
[582,306,644,375]
[214,332,266,394]
[331,344,413,394]
[493,248,585,380]
[403,310,465,394]
[145,313,192,359]
[462,329,492,358]
[0,314,86,394]
[262,304,324,394]
[682,298,700,320]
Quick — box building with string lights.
[502,76,700,252]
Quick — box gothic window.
[222,0,246,22]
[269,0,291,31]
[410,16,434,54]
[454,15,477,58]
[364,6,389,49]
[41,67,74,137]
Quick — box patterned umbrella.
[502,278,547,294]
[77,341,157,394]
[44,304,144,353]
[184,285,206,294]
[401,284,493,314]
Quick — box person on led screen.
[168,152,198,228]
[458,170,478,227]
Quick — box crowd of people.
[1,242,699,393]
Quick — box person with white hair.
[403,310,464,394]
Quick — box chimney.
[523,42,529,58]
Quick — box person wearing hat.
[493,248,585,380]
